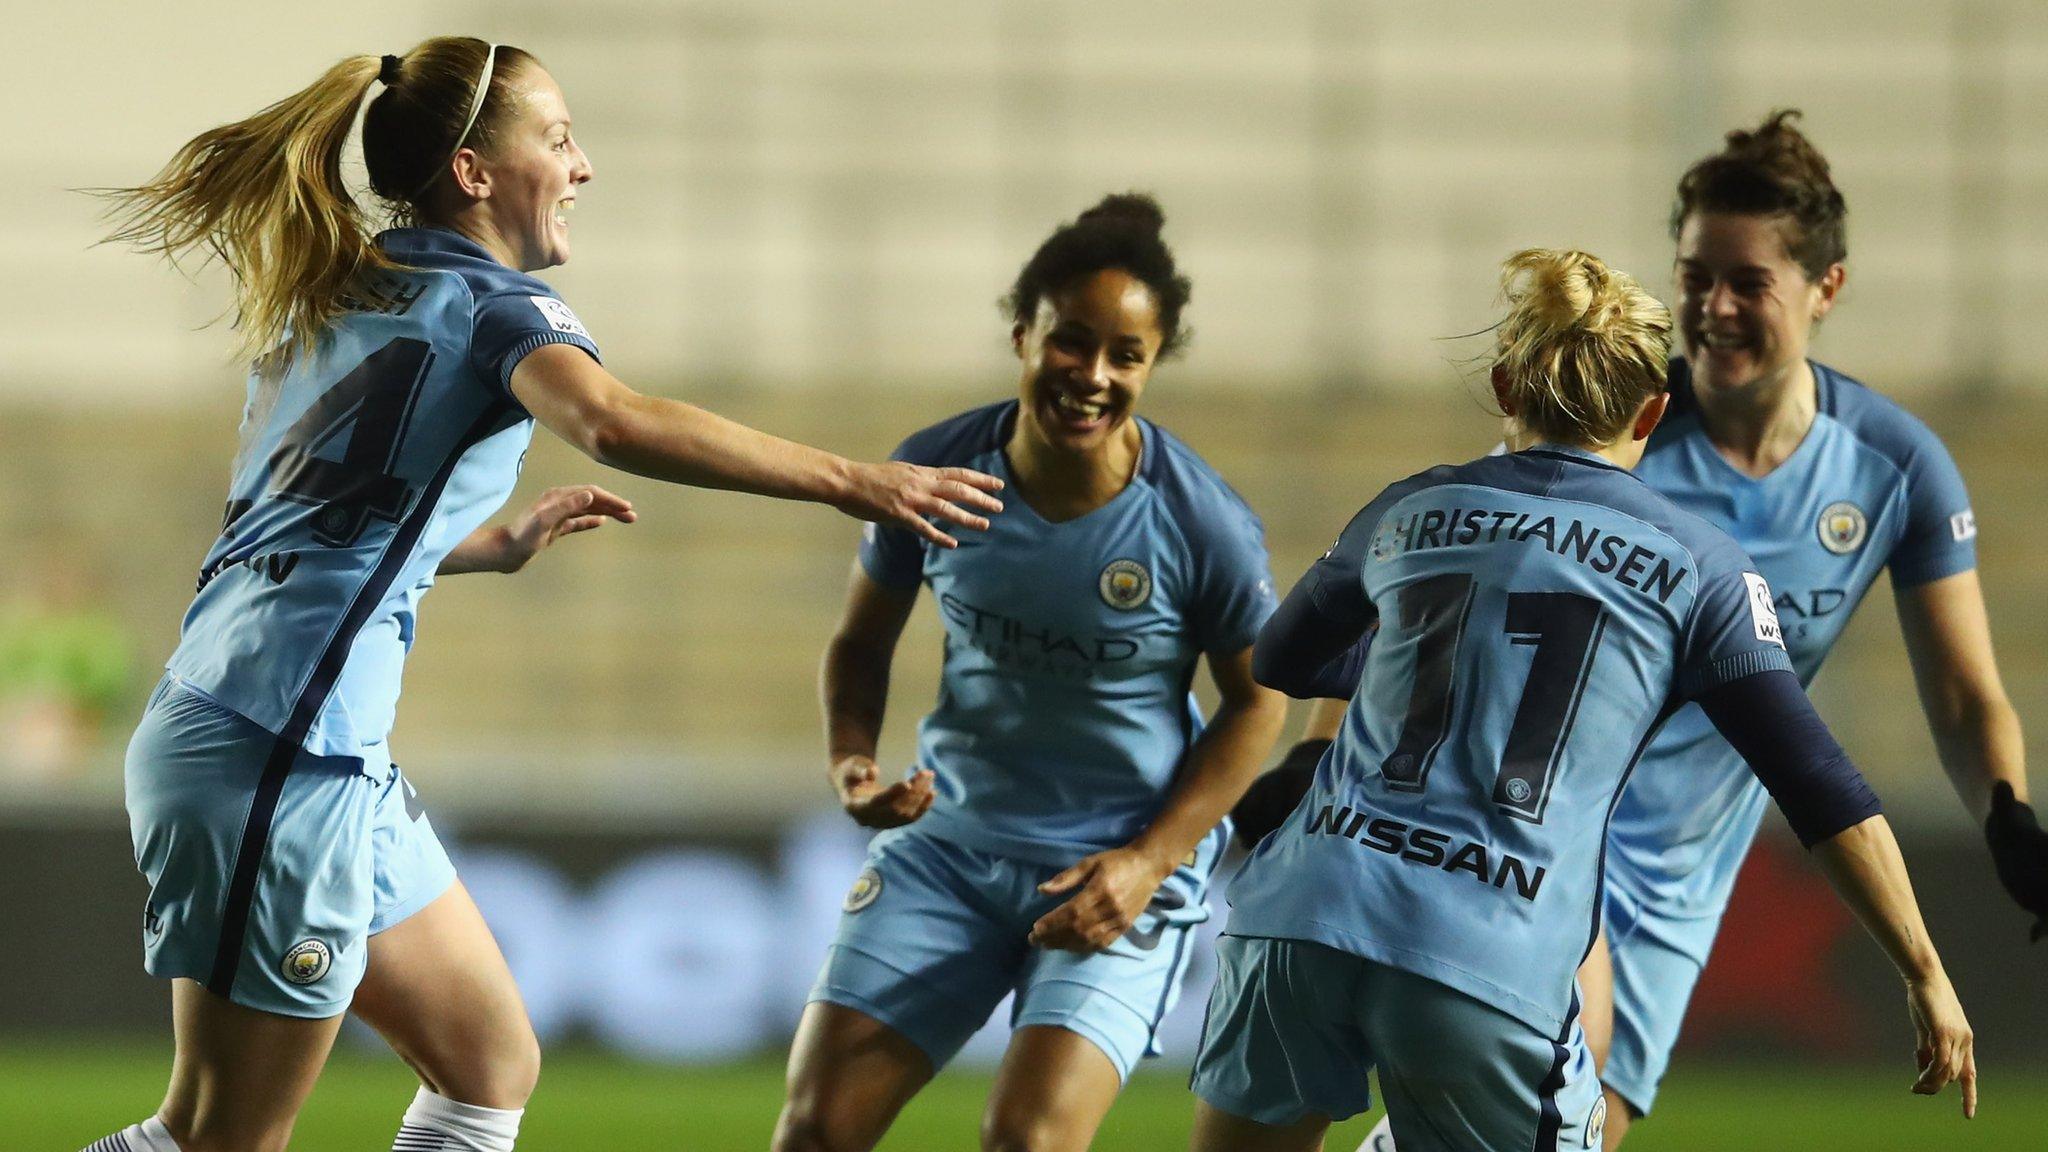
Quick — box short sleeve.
[1884,425,1977,588]
[1186,503,1280,655]
[1677,545,1795,700]
[472,289,602,400]
[855,435,930,590]
[1284,506,1378,632]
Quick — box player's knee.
[979,1107,1068,1152]
[424,1025,542,1111]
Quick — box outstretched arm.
[510,344,1003,547]
[1697,670,1976,1117]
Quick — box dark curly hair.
[1003,192,1193,358]
[1671,109,1847,282]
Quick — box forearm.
[821,635,891,764]
[1926,691,2027,821]
[591,393,856,507]
[437,526,514,575]
[1128,695,1286,871]
[1811,815,1945,983]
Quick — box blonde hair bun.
[1493,248,1672,445]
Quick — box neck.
[1694,358,1818,478]
[1004,413,1142,522]
[436,211,519,269]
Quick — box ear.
[450,148,491,201]
[1490,363,1516,417]
[1631,391,1671,443]
[1012,321,1029,359]
[1811,262,1846,323]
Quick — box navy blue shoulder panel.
[889,400,1012,467]
[1140,418,1264,539]
[379,227,601,403]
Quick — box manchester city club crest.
[1586,1094,1607,1148]
[281,939,332,985]
[1817,501,1867,555]
[843,867,883,913]
[1098,559,1153,610]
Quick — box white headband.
[416,42,499,198]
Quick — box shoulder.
[1816,362,1959,481]
[890,401,1013,467]
[1139,420,1263,531]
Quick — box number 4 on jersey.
[224,338,436,548]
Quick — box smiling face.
[460,65,592,272]
[1674,211,1841,399]
[1011,269,1164,457]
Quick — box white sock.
[393,1086,524,1151]
[1357,1113,1398,1152]
[83,1117,181,1152]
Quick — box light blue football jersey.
[860,402,1279,867]
[1607,360,1976,927]
[1224,445,1792,1033]
[165,228,600,756]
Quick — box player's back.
[1228,445,1787,1033]
[167,227,598,758]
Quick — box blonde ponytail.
[97,54,398,367]
[1494,249,1672,446]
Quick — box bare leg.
[349,880,541,1109]
[1189,1099,1330,1152]
[156,978,344,1152]
[980,1026,1123,1152]
[1573,928,1635,1149]
[773,1002,934,1152]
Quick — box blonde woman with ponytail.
[1185,249,1973,1152]
[88,37,1001,1152]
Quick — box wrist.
[1123,835,1185,880]
[820,455,861,509]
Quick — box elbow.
[1250,640,1300,697]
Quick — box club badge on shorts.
[843,867,883,913]
[1817,501,1867,554]
[1099,559,1152,610]
[1586,1094,1607,1148]
[281,939,332,985]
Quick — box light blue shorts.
[1598,886,1714,1117]
[1191,936,1606,1152]
[124,676,456,1018]
[806,827,1212,1081]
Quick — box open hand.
[1906,972,1978,1119]
[1029,846,1175,953]
[500,484,637,572]
[841,462,1003,549]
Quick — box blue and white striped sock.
[82,1116,180,1152]
[391,1086,523,1151]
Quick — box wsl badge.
[1817,501,1867,555]
[281,939,332,985]
[843,867,883,913]
[1098,559,1152,610]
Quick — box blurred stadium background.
[5,1,2047,1147]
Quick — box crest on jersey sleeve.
[1098,559,1153,610]
[1817,501,1867,555]
[843,867,883,913]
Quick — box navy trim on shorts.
[206,403,512,998]
[1533,988,1581,1151]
